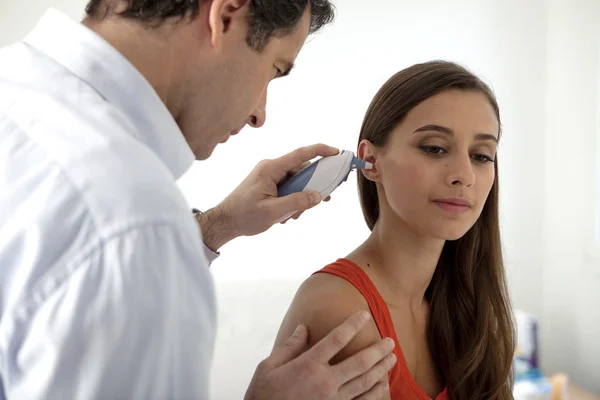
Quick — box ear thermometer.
[276,150,372,222]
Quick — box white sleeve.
[3,221,217,400]
[203,242,220,264]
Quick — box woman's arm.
[274,273,393,399]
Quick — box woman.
[273,61,516,400]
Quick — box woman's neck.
[350,215,445,309]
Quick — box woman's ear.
[358,139,381,183]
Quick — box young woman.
[274,61,516,400]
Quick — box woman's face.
[360,89,499,240]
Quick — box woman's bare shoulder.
[274,271,382,364]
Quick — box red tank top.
[314,258,449,400]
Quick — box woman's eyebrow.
[413,124,498,142]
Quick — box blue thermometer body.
[276,150,372,220]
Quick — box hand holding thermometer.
[276,150,372,222]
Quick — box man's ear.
[207,0,250,49]
[358,139,382,183]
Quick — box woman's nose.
[445,156,475,187]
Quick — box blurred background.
[1,0,599,398]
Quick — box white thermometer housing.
[276,150,372,221]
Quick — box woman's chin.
[428,223,472,242]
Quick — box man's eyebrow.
[413,124,498,143]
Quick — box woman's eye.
[419,145,495,163]
[472,154,495,163]
[420,146,446,155]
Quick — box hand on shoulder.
[275,272,384,366]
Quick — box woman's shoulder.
[273,259,382,363]
[298,258,370,310]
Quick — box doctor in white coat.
[0,0,397,399]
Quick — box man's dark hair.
[85,0,336,51]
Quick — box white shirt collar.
[23,8,195,179]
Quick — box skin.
[83,1,397,399]
[84,0,330,249]
[84,0,305,160]
[274,89,500,399]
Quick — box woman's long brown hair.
[357,61,515,399]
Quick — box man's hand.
[244,311,396,400]
[198,144,339,252]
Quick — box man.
[0,1,396,399]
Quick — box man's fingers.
[334,338,395,385]
[272,144,339,180]
[351,381,391,400]
[268,191,321,222]
[288,161,311,176]
[279,211,305,224]
[263,325,308,369]
[305,311,371,364]
[337,351,396,398]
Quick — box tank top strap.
[313,259,398,342]
[313,258,403,393]
[313,259,450,400]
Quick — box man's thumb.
[267,325,308,368]
[273,191,322,218]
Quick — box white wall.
[542,0,600,392]
[0,0,88,43]
[1,0,598,396]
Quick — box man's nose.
[248,108,265,128]
[248,91,267,128]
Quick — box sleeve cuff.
[193,208,220,265]
[203,242,220,265]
